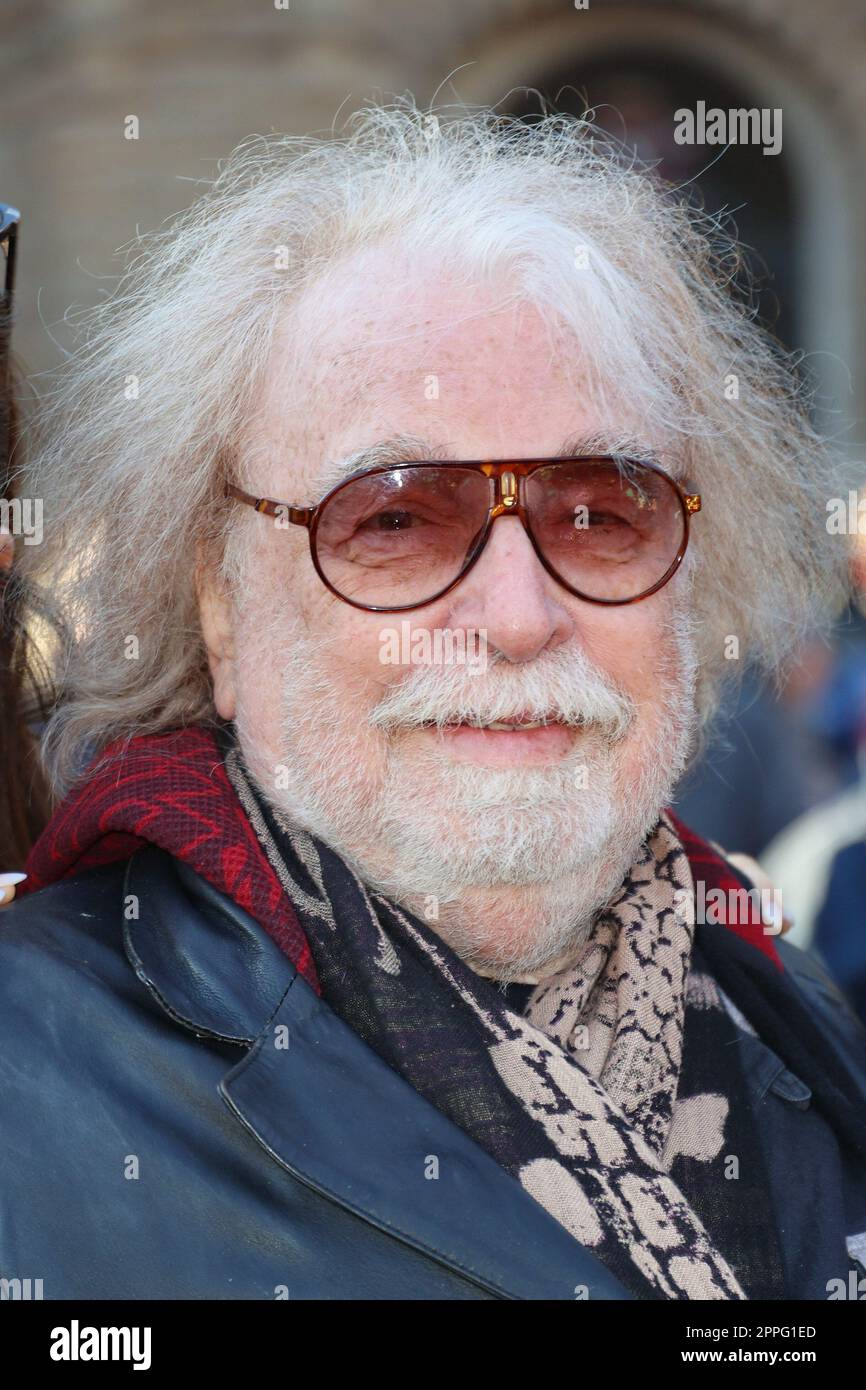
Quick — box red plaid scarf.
[21,724,781,991]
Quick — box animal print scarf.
[224,739,787,1301]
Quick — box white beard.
[236,610,699,983]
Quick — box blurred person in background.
[762,523,866,1024]
[0,203,53,898]
[675,572,866,862]
[672,670,814,860]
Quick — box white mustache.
[368,646,635,740]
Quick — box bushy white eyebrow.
[310,429,660,501]
[312,433,451,496]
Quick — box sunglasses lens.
[312,459,688,609]
[314,466,490,608]
[525,460,687,601]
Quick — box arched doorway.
[461,1,858,436]
[506,57,796,348]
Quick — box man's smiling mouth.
[465,719,552,732]
[416,712,569,732]
[407,714,584,764]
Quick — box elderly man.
[4,100,866,1303]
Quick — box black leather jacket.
[2,845,866,1300]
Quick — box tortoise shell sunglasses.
[225,455,701,614]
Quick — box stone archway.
[455,0,863,437]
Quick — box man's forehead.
[269,245,582,411]
[249,426,663,506]
[250,258,669,499]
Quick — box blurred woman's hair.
[1,357,55,862]
[19,95,857,795]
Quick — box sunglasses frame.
[225,456,701,613]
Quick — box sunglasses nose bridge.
[489,466,523,520]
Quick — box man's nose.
[445,515,575,662]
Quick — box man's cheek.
[293,579,325,632]
[332,624,396,697]
[610,625,676,693]
[236,643,284,741]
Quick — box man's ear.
[195,551,237,721]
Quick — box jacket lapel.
[221,967,631,1301]
[124,845,631,1301]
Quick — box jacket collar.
[123,848,294,1044]
[123,844,632,1301]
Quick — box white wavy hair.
[19,95,853,794]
